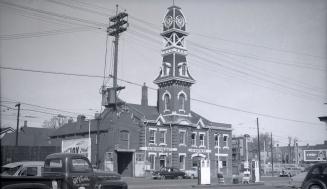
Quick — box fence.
[1,146,61,165]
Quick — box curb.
[192,182,265,188]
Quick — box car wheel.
[178,176,183,180]
[160,175,166,180]
[308,184,323,189]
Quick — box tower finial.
[173,0,175,6]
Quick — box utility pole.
[257,117,261,180]
[106,4,128,110]
[96,114,100,169]
[15,103,21,146]
[271,132,274,176]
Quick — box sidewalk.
[192,182,265,188]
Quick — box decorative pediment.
[155,114,166,125]
[196,118,206,129]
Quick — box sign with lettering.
[62,138,91,161]
[140,146,177,152]
[188,149,212,153]
[304,150,327,161]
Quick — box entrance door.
[159,155,166,168]
[117,152,133,177]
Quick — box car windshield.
[1,165,21,176]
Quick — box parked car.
[185,167,198,179]
[1,161,44,176]
[217,173,225,184]
[301,163,327,189]
[289,171,308,188]
[152,167,186,179]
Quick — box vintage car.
[301,162,327,189]
[185,167,198,179]
[1,161,44,176]
[1,153,128,189]
[152,167,186,179]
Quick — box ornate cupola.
[154,5,195,119]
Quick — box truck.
[1,153,128,189]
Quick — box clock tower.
[154,5,195,120]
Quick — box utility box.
[198,158,210,185]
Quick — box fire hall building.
[50,5,232,177]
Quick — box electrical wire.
[1,66,325,127]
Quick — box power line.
[1,66,324,127]
[193,32,327,61]
[0,1,107,28]
[0,27,102,40]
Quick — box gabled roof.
[1,127,15,135]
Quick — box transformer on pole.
[102,5,128,109]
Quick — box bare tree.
[42,114,69,129]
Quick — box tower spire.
[154,5,195,119]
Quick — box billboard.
[304,150,327,162]
[62,138,91,161]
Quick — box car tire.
[308,184,323,189]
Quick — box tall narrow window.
[179,93,186,111]
[149,130,156,144]
[214,134,219,147]
[199,133,205,147]
[159,130,166,145]
[164,94,170,111]
[191,133,196,146]
[179,130,186,145]
[223,135,228,147]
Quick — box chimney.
[23,120,27,128]
[141,82,148,106]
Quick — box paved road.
[122,176,293,189]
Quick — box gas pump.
[197,158,211,185]
[250,160,260,182]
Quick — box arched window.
[164,94,170,111]
[179,93,185,111]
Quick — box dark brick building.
[50,4,233,177]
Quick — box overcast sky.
[1,0,326,146]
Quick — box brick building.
[50,4,233,177]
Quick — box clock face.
[175,15,185,28]
[164,16,173,28]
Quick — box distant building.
[50,4,233,177]
[1,121,59,146]
[231,136,249,174]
